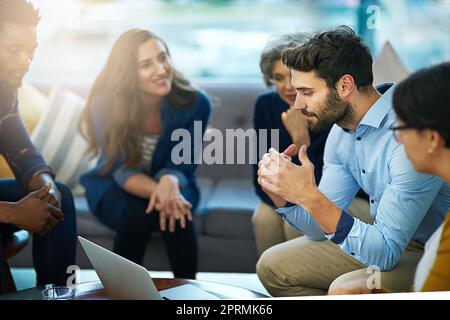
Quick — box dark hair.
[259,32,311,87]
[393,62,450,147]
[281,25,373,91]
[0,0,40,30]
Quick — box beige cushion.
[373,41,410,85]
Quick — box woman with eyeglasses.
[329,61,450,294]
[252,32,331,255]
[391,62,450,292]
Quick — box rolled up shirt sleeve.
[112,164,145,188]
[326,210,355,244]
[113,165,190,190]
[276,205,327,240]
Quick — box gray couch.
[10,82,267,273]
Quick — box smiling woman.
[78,28,211,279]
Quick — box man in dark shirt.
[0,0,76,290]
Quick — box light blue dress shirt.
[276,83,450,271]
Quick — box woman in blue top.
[79,29,211,279]
[252,32,331,255]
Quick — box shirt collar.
[358,83,396,129]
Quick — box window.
[27,0,450,84]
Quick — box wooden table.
[0,278,268,300]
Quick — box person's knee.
[120,199,155,232]
[256,248,283,287]
[252,205,273,230]
[171,218,196,235]
[251,209,263,228]
[55,182,73,203]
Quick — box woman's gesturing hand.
[146,175,192,232]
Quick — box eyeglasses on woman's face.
[389,124,423,143]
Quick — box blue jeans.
[93,182,198,279]
[0,179,77,288]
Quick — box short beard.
[304,89,355,132]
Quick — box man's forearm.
[0,202,14,224]
[262,187,286,208]
[27,172,55,193]
[271,196,287,208]
[292,136,310,152]
[296,188,342,235]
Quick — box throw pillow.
[373,41,410,85]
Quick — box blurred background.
[26,0,450,85]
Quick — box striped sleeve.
[0,87,53,190]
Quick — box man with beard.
[0,0,76,290]
[256,26,450,296]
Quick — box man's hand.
[8,184,64,235]
[259,144,342,234]
[28,173,62,208]
[281,108,310,153]
[259,144,317,206]
[257,144,297,208]
[328,278,373,295]
[41,184,62,208]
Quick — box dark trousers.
[93,182,198,279]
[0,179,77,288]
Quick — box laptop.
[78,236,219,300]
